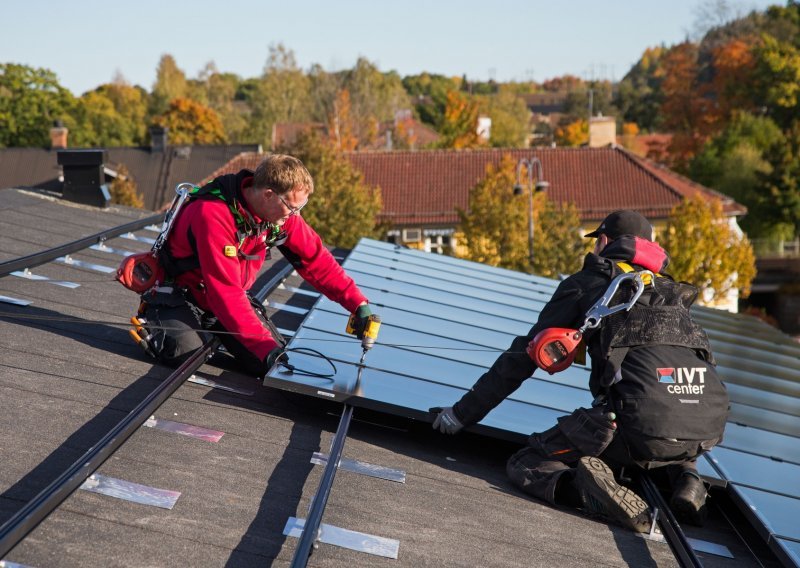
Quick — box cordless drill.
[346,312,381,351]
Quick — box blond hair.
[253,154,314,195]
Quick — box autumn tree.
[662,195,756,305]
[752,34,800,130]
[290,132,383,248]
[150,54,187,115]
[326,89,358,151]
[0,63,76,147]
[153,98,227,145]
[402,72,460,127]
[71,80,150,147]
[456,155,586,276]
[109,164,144,208]
[437,91,482,149]
[615,46,667,131]
[190,63,250,143]
[554,119,588,147]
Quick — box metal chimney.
[57,149,111,208]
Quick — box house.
[0,125,260,210]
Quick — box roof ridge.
[613,145,687,202]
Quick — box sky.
[1,0,781,96]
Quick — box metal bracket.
[283,517,399,559]
[311,452,406,483]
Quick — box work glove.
[430,406,464,435]
[351,304,373,339]
[265,347,289,370]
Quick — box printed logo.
[656,367,706,395]
[223,245,237,257]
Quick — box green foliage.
[476,90,530,148]
[456,155,587,276]
[150,54,187,115]
[109,163,144,208]
[248,44,313,147]
[563,80,617,123]
[752,34,800,129]
[663,196,756,303]
[402,73,459,127]
[0,63,76,147]
[71,82,150,147]
[289,132,384,248]
[615,46,667,131]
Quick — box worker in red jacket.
[137,154,372,376]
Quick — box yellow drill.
[346,312,381,351]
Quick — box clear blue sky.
[2,0,780,95]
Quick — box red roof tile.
[206,146,746,227]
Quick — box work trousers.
[506,405,714,505]
[140,287,282,377]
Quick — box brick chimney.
[50,120,68,149]
[589,116,616,148]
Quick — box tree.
[248,43,313,147]
[71,81,150,147]
[662,195,756,305]
[326,89,358,151]
[477,89,530,148]
[153,98,227,145]
[150,54,187,115]
[109,164,144,208]
[554,119,588,147]
[402,72,460,127]
[615,46,667,131]
[437,91,482,149]
[752,34,800,129]
[0,63,76,147]
[456,155,586,276]
[290,132,383,248]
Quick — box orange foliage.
[711,38,758,121]
[154,98,227,145]
[439,91,483,149]
[555,119,588,147]
[327,89,359,151]
[541,75,583,92]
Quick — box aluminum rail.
[0,261,294,558]
[290,404,355,567]
[0,213,162,277]
[640,473,704,568]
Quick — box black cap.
[585,210,653,241]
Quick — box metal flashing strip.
[283,517,399,559]
[11,269,80,289]
[143,416,224,442]
[57,255,114,273]
[311,452,406,483]
[278,283,321,298]
[0,561,35,567]
[268,301,310,315]
[188,374,255,396]
[79,474,180,509]
[0,296,31,306]
[144,224,161,232]
[686,538,734,559]
[120,232,156,245]
[89,243,136,257]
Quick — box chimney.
[477,116,492,142]
[57,149,111,208]
[589,116,616,148]
[149,125,168,153]
[50,120,68,149]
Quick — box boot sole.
[576,457,650,532]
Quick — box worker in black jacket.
[432,210,729,532]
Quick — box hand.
[351,303,373,339]
[430,406,464,435]
[265,347,288,369]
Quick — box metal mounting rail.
[0,213,162,278]
[0,260,295,558]
[640,473,704,568]
[290,404,355,568]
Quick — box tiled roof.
[0,144,260,211]
[205,146,746,227]
[271,122,325,150]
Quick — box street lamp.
[514,157,549,269]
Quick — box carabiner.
[152,183,194,254]
[579,271,653,332]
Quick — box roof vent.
[149,125,168,153]
[57,150,110,208]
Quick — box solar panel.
[265,238,800,562]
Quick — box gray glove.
[431,406,464,435]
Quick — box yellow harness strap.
[616,261,660,285]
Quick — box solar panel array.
[266,238,800,567]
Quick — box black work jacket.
[453,238,664,426]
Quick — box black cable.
[278,347,337,379]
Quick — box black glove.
[430,406,464,435]
[351,304,373,339]
[265,347,289,369]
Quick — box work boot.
[670,472,708,526]
[574,457,651,533]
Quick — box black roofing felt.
[0,187,783,567]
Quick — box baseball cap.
[584,210,653,241]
